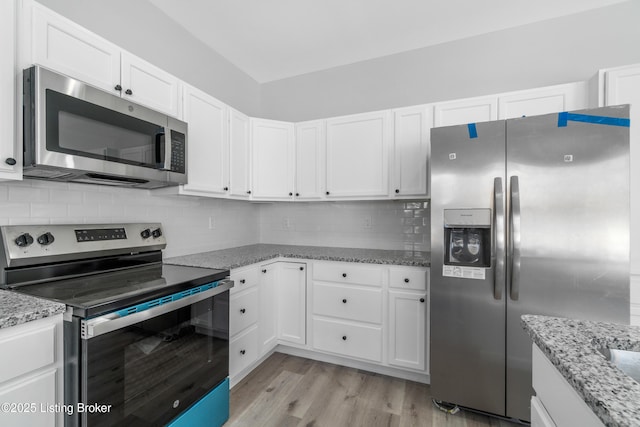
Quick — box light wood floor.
[228,352,523,427]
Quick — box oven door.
[68,282,230,427]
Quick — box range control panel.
[0,223,166,268]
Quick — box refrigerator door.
[505,105,630,421]
[430,120,507,416]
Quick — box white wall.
[258,200,429,252]
[35,0,262,116]
[0,180,260,258]
[260,1,640,121]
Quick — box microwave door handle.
[156,130,171,171]
[509,175,522,300]
[493,177,505,300]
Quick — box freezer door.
[430,120,507,416]
[505,105,630,421]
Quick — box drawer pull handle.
[240,349,246,355]
[342,273,347,278]
[404,278,410,283]
[342,298,347,304]
[240,279,246,284]
[240,308,246,314]
[342,335,347,341]
[262,269,267,273]
[420,298,425,303]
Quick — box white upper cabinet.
[229,108,252,199]
[392,105,431,198]
[434,96,498,127]
[251,118,295,201]
[295,120,326,200]
[497,82,588,119]
[326,110,391,198]
[26,1,181,118]
[181,84,229,196]
[601,64,640,275]
[0,0,20,180]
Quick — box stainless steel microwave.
[23,66,187,189]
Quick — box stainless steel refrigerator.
[429,105,630,422]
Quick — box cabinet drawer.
[389,267,428,291]
[230,287,259,336]
[0,323,55,383]
[312,318,382,362]
[313,283,382,324]
[313,261,383,287]
[230,266,260,294]
[0,369,57,427]
[229,325,259,378]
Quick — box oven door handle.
[81,279,233,339]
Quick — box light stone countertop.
[0,290,66,330]
[163,243,430,270]
[522,315,640,427]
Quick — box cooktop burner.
[12,263,228,318]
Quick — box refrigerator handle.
[509,175,522,300]
[493,177,505,300]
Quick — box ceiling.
[148,0,628,83]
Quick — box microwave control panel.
[170,130,186,174]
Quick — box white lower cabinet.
[312,318,382,363]
[388,290,426,371]
[275,262,307,345]
[229,325,259,380]
[229,265,261,381]
[0,315,63,427]
[258,262,278,354]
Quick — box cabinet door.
[295,120,326,200]
[251,118,295,201]
[388,290,427,371]
[0,369,57,427]
[30,1,121,94]
[605,65,640,274]
[434,96,497,127]
[326,111,391,198]
[121,52,181,118]
[229,108,251,199]
[498,82,588,119]
[276,262,307,345]
[258,263,277,354]
[392,105,431,198]
[0,0,19,179]
[182,85,229,196]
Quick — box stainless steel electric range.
[0,223,232,427]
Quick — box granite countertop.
[164,243,430,270]
[0,290,66,330]
[522,315,640,427]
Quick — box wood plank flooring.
[228,352,524,427]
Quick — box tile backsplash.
[0,180,430,256]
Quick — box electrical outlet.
[208,216,215,230]
[363,215,373,229]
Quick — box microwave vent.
[24,169,75,179]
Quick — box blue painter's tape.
[558,112,630,128]
[467,123,478,139]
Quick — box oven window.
[46,90,166,168]
[82,292,229,427]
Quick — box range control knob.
[140,229,151,239]
[37,232,55,246]
[15,233,34,247]
[151,228,163,238]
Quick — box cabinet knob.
[296,193,300,197]
[420,298,425,303]
[240,349,246,355]
[114,84,122,91]
[326,191,330,195]
[299,266,304,271]
[262,269,267,273]
[404,278,410,283]
[247,190,252,194]
[395,189,400,194]
[240,308,246,314]
[342,335,347,341]
[224,186,229,191]
[342,298,347,304]
[125,88,133,95]
[342,273,347,278]
[239,279,246,284]
[5,158,16,166]
[289,192,293,196]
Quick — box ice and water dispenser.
[443,209,491,268]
